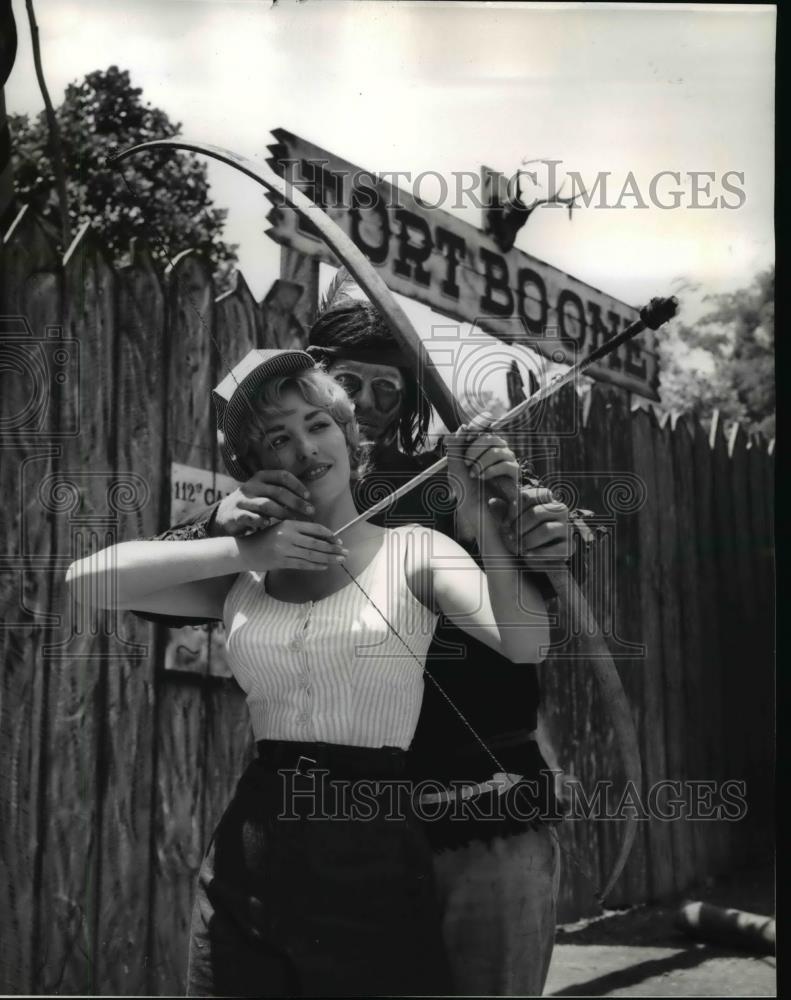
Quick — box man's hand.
[212,471,316,537]
[488,487,572,567]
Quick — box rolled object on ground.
[676,901,775,955]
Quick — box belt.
[410,730,541,785]
[256,739,408,779]
[419,771,524,805]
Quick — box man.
[138,290,571,995]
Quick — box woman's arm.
[406,420,552,663]
[65,521,348,619]
[408,526,550,664]
[66,536,246,619]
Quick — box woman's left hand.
[446,414,520,536]
[447,414,572,563]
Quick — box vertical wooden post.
[654,413,694,893]
[537,384,602,920]
[0,206,61,994]
[279,245,319,331]
[630,406,674,900]
[672,415,711,882]
[36,226,117,995]
[691,419,730,874]
[203,269,255,853]
[150,250,215,995]
[103,238,166,995]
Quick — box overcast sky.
[6,1,775,393]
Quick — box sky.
[5,0,775,396]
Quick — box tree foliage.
[458,388,509,422]
[658,267,774,439]
[9,65,237,276]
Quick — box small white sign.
[170,462,238,524]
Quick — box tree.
[658,267,774,439]
[9,65,237,278]
[458,388,509,422]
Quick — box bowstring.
[113,157,604,901]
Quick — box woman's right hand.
[236,520,348,572]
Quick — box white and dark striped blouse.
[222,524,439,749]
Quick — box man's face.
[328,359,406,445]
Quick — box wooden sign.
[170,461,237,525]
[265,128,660,400]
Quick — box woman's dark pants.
[186,751,452,997]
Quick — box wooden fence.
[0,208,775,994]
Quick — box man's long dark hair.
[309,301,432,455]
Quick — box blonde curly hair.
[235,368,371,481]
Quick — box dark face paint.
[329,361,406,445]
[332,371,403,413]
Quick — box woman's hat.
[212,348,317,481]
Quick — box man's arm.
[414,525,551,664]
[152,501,221,541]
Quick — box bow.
[110,137,648,902]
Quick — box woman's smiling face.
[253,389,351,495]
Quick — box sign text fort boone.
[265,129,659,401]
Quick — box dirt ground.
[544,862,776,997]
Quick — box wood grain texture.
[538,386,601,920]
[36,229,116,995]
[573,398,610,912]
[747,441,774,837]
[630,407,674,900]
[150,674,207,995]
[759,445,775,835]
[691,420,730,874]
[0,208,61,993]
[671,415,711,881]
[728,429,757,838]
[583,387,645,908]
[710,416,745,868]
[653,417,693,893]
[606,389,649,906]
[208,268,261,681]
[201,681,254,849]
[578,390,616,907]
[729,430,769,854]
[203,263,253,833]
[96,240,166,994]
[278,244,318,335]
[150,251,215,995]
[215,269,259,363]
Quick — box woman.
[66,348,551,997]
